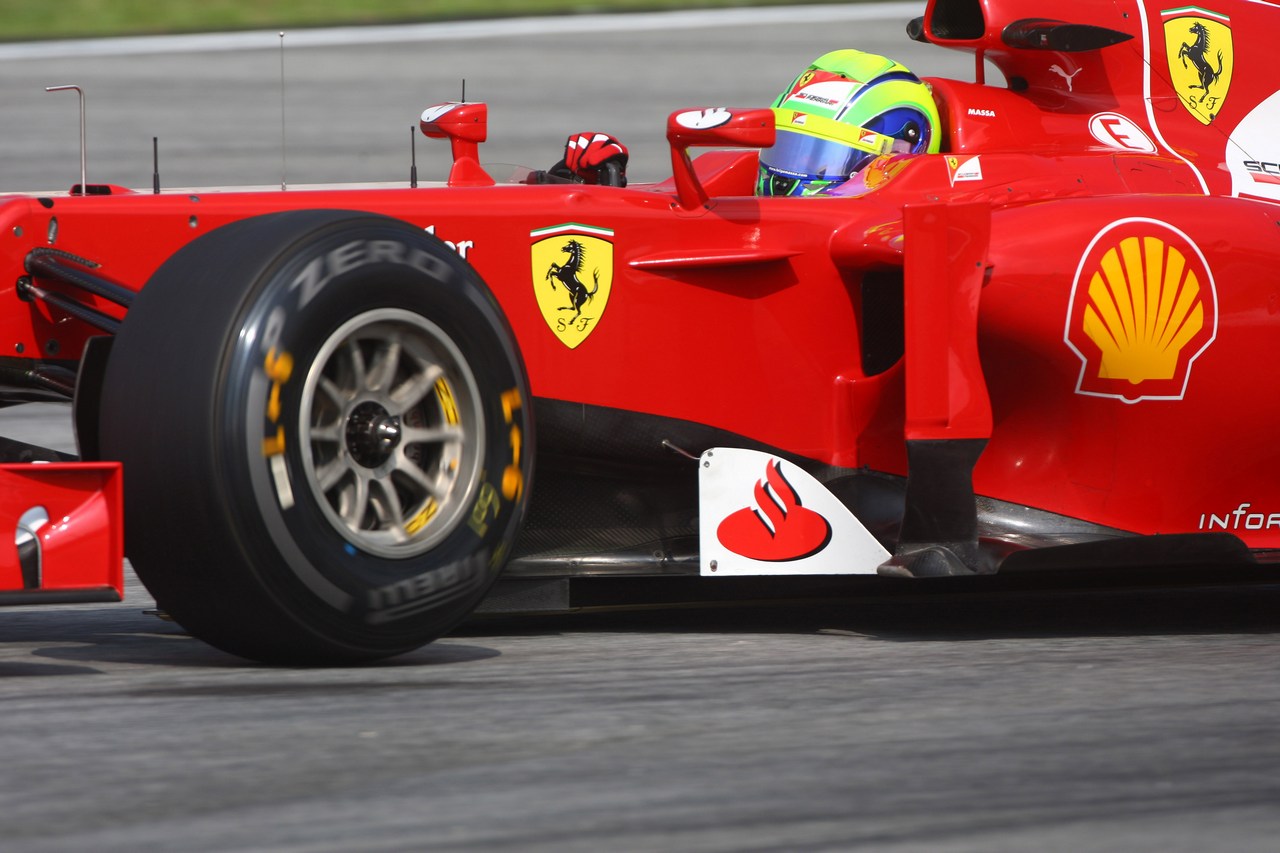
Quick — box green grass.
[0,0,854,41]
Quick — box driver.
[758,49,941,196]
[552,49,940,195]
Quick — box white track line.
[0,3,919,60]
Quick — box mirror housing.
[666,107,774,209]
[419,102,494,187]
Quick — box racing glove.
[555,132,629,187]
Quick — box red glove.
[562,132,629,183]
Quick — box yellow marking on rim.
[262,425,286,457]
[434,377,459,425]
[501,388,523,424]
[406,498,439,536]
[263,348,294,423]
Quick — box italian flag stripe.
[530,222,615,238]
[1161,6,1230,22]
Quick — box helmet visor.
[759,128,878,184]
[759,109,901,192]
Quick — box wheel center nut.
[346,401,401,467]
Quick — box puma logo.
[1050,64,1082,92]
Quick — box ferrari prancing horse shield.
[530,223,614,349]
[1163,8,1233,124]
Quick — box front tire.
[98,211,532,664]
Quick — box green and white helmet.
[758,49,942,196]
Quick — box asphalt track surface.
[3,6,1280,850]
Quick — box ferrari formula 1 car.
[1,0,1276,663]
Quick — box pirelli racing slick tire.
[97,211,532,664]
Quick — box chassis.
[1,0,1276,662]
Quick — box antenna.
[153,137,161,194]
[461,79,466,102]
[410,126,418,188]
[45,85,86,194]
[279,31,287,190]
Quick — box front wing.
[0,462,123,605]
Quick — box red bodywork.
[1,0,1278,603]
[0,463,122,603]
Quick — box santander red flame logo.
[716,459,832,562]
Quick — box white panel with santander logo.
[698,448,890,576]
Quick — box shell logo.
[1065,219,1217,403]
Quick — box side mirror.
[666,108,775,209]
[419,102,494,187]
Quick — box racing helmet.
[758,50,942,197]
